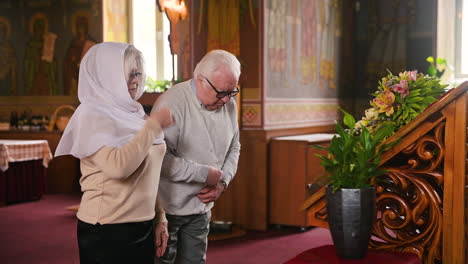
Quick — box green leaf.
[373,123,395,143]
[437,57,447,65]
[340,108,356,130]
[427,65,437,77]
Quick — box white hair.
[124,45,146,87]
[193,50,241,81]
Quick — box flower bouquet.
[355,70,448,134]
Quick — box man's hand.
[206,166,222,186]
[197,182,225,203]
[155,221,168,257]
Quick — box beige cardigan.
[77,119,167,224]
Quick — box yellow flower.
[372,91,395,116]
[381,77,391,91]
[355,119,369,129]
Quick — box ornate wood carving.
[303,83,468,264]
[371,122,445,264]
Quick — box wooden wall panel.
[212,125,334,230]
[269,140,308,226]
[466,100,468,262]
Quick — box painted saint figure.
[63,12,96,96]
[23,13,57,95]
[0,17,17,95]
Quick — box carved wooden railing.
[302,82,468,264]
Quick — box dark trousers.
[77,219,155,264]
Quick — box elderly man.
[153,50,241,264]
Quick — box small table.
[284,245,422,264]
[0,140,53,205]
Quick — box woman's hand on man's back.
[150,107,174,128]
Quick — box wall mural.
[103,0,127,43]
[24,12,57,95]
[0,15,17,95]
[263,0,341,129]
[63,10,96,96]
[0,0,102,96]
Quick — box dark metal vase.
[326,186,376,259]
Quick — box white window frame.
[437,0,468,85]
[455,0,468,78]
[129,0,174,83]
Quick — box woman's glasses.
[128,71,142,82]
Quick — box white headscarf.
[55,42,162,159]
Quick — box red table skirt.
[285,245,421,264]
[0,160,47,205]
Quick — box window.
[131,0,175,89]
[438,0,468,85]
[456,0,468,77]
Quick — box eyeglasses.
[128,71,142,82]
[201,75,239,99]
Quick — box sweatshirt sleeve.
[161,151,210,183]
[221,128,241,187]
[88,119,163,179]
[154,86,210,184]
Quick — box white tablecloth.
[0,140,53,172]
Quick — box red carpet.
[0,194,333,264]
[285,245,421,264]
[0,194,80,264]
[207,228,333,263]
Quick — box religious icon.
[63,11,96,95]
[0,16,17,95]
[23,12,58,95]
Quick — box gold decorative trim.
[242,103,262,127]
[241,87,261,101]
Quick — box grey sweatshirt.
[154,80,240,215]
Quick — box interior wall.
[188,0,206,80]
[239,0,262,129]
[262,0,340,130]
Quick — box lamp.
[157,0,188,82]
[158,0,188,25]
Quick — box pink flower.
[398,71,418,82]
[392,79,409,98]
[409,70,418,81]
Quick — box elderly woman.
[56,42,172,264]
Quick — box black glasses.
[201,75,239,99]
